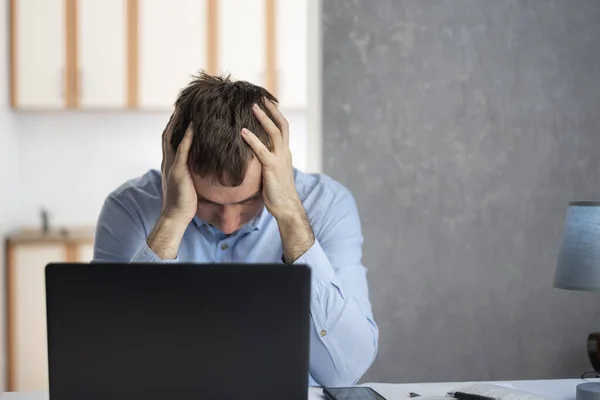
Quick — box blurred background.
[0,0,318,392]
[2,0,600,394]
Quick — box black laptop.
[45,263,311,400]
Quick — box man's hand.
[160,112,197,224]
[146,111,196,260]
[241,99,300,220]
[241,98,315,263]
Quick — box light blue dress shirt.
[93,168,379,387]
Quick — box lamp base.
[578,383,600,400]
[588,332,600,371]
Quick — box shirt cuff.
[130,242,179,263]
[293,238,338,295]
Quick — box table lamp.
[554,201,600,400]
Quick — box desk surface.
[342,379,594,400]
[1,378,595,400]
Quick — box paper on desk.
[458,383,552,400]
[308,387,325,400]
[416,383,551,400]
[362,382,514,398]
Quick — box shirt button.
[320,329,327,337]
[221,243,229,250]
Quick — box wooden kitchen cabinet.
[12,0,65,109]
[11,0,127,109]
[138,0,208,109]
[9,0,309,111]
[275,0,308,110]
[77,0,128,108]
[6,229,95,392]
[218,0,266,88]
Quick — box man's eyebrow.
[198,191,261,206]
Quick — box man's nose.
[219,206,240,234]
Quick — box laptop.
[45,263,311,400]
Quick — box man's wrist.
[160,209,193,227]
[271,194,305,223]
[275,200,315,264]
[157,213,190,234]
[276,210,309,231]
[147,214,189,260]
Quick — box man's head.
[169,72,279,235]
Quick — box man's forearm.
[146,215,188,260]
[276,201,315,263]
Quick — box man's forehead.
[196,188,262,206]
[192,174,262,205]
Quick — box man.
[93,72,378,387]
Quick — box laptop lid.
[45,263,311,400]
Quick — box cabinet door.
[78,0,127,108]
[10,244,66,391]
[77,242,94,262]
[219,0,266,86]
[138,0,208,109]
[276,0,307,109]
[14,0,65,109]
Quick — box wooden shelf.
[7,227,95,244]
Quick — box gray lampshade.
[554,201,600,291]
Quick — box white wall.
[13,110,307,227]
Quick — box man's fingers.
[262,97,289,147]
[161,133,166,173]
[174,124,194,167]
[163,110,177,142]
[162,116,170,159]
[241,128,272,164]
[163,112,174,134]
[252,103,282,150]
[162,110,178,166]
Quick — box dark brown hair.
[170,71,278,186]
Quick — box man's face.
[190,158,264,235]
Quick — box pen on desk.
[408,393,421,398]
[448,391,496,400]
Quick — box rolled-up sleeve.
[294,190,379,387]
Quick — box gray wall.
[322,0,600,383]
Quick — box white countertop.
[307,379,596,400]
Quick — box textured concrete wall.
[323,0,600,383]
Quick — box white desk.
[309,379,598,400]
[1,379,596,400]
